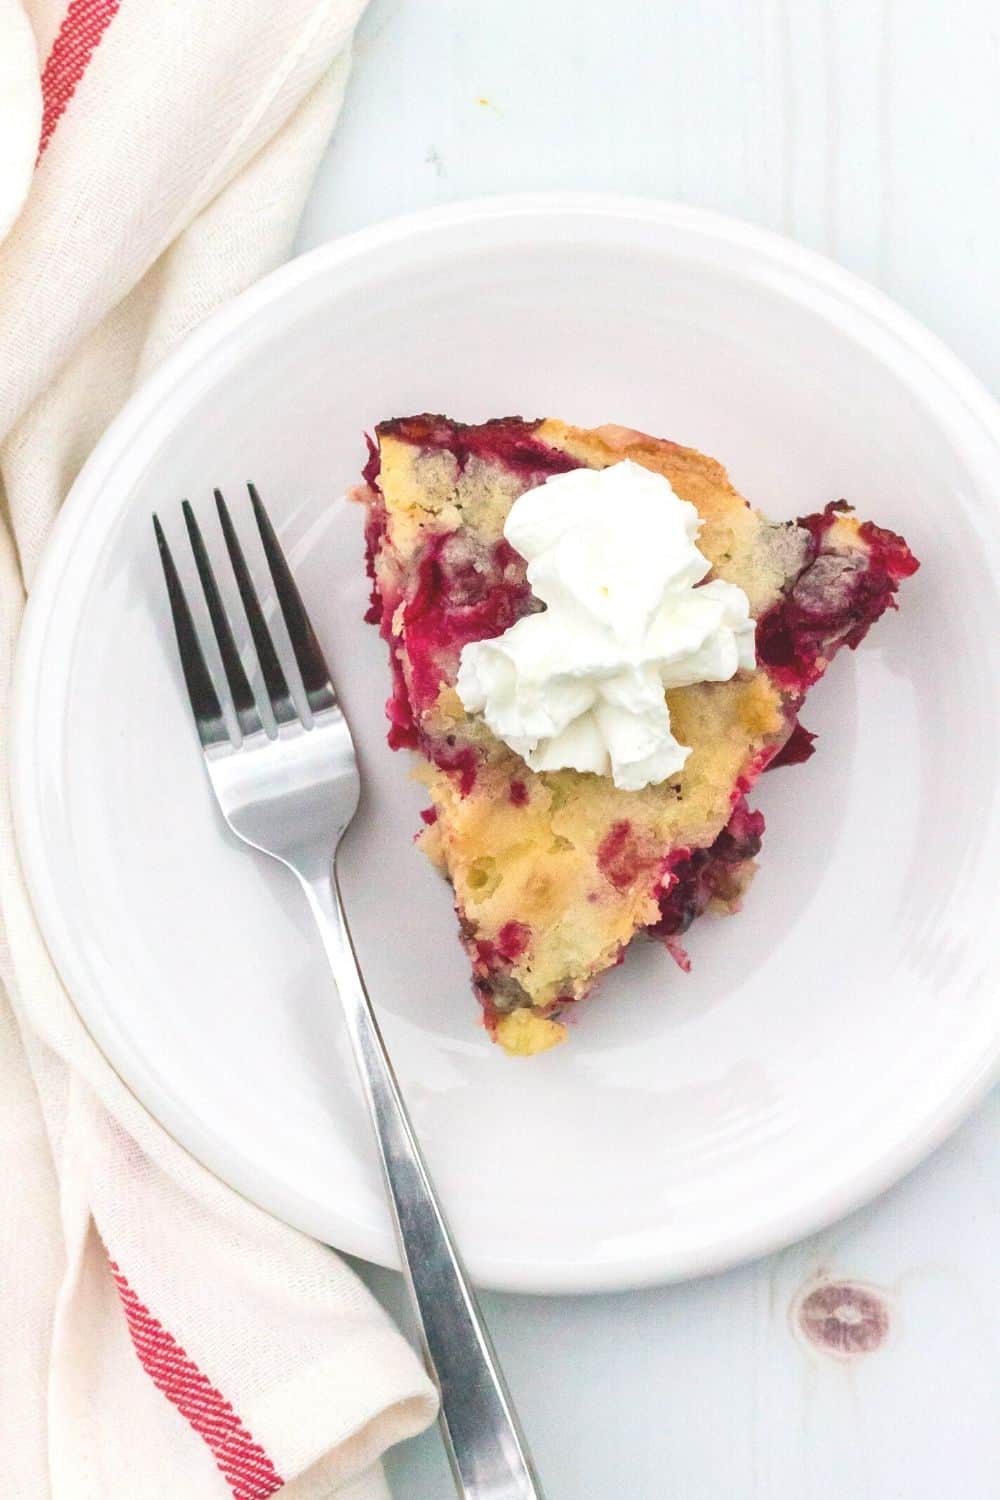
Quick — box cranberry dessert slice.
[356,415,917,1054]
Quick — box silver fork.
[154,485,544,1500]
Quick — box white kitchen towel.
[0,4,438,1498]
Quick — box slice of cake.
[356,415,918,1055]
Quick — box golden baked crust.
[537,421,808,614]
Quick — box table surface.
[295,3,1000,1495]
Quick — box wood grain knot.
[795,1279,891,1357]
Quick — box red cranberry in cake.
[355,415,918,1055]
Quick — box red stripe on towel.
[38,0,121,157]
[110,1261,284,1500]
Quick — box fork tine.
[153,516,229,748]
[182,501,263,740]
[247,483,338,716]
[214,489,297,726]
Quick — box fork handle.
[300,867,545,1500]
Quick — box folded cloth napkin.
[0,4,438,1497]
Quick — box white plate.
[12,196,1000,1294]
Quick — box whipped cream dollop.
[456,460,756,791]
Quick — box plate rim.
[11,191,1000,1294]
